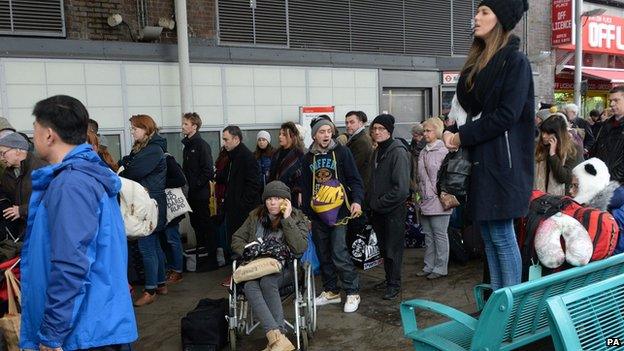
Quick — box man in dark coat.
[344,111,373,187]
[181,112,217,269]
[222,125,261,247]
[0,132,47,238]
[590,86,624,183]
[366,114,410,300]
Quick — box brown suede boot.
[270,331,295,351]
[263,329,281,351]
[133,291,156,307]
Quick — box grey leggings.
[244,268,293,334]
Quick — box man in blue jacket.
[20,95,138,351]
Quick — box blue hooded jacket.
[19,144,138,350]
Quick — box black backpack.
[181,298,228,351]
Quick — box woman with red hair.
[119,114,168,306]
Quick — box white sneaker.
[343,294,361,313]
[315,291,341,306]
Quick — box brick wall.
[64,0,215,43]
[526,0,556,104]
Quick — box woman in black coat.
[119,114,168,306]
[269,122,306,207]
[443,0,533,290]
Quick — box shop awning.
[564,66,624,83]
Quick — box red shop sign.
[552,0,573,46]
[558,15,624,55]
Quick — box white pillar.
[175,0,192,114]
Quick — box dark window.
[0,0,65,37]
[217,0,481,56]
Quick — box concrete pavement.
[133,248,553,351]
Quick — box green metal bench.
[400,253,624,351]
[547,273,624,351]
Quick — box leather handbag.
[436,147,471,210]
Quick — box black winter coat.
[182,133,214,200]
[119,134,168,230]
[269,147,305,207]
[224,143,262,217]
[366,139,410,214]
[590,116,624,183]
[457,39,535,222]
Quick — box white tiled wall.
[0,58,379,138]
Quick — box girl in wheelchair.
[232,181,309,351]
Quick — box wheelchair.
[226,258,317,350]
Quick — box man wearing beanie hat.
[367,114,411,300]
[0,132,47,237]
[232,180,309,351]
[302,115,365,313]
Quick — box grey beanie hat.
[0,132,29,151]
[262,180,291,201]
[311,118,334,138]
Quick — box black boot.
[383,286,400,300]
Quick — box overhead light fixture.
[582,8,607,17]
[138,26,163,41]
[107,13,123,27]
[158,17,175,30]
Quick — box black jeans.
[371,205,407,288]
[188,197,217,266]
[312,220,359,295]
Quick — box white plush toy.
[534,212,593,268]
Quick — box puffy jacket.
[119,134,167,230]
[418,140,452,216]
[257,154,272,186]
[20,144,138,350]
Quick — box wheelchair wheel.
[304,265,317,333]
[299,328,309,351]
[229,328,237,350]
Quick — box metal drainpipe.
[175,0,192,114]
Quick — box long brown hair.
[535,113,577,162]
[129,114,158,153]
[254,141,274,159]
[461,22,511,91]
[86,131,120,172]
[279,122,304,152]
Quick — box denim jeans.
[164,223,184,273]
[480,219,521,290]
[243,267,293,333]
[138,230,166,289]
[312,221,359,295]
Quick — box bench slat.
[547,273,624,351]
